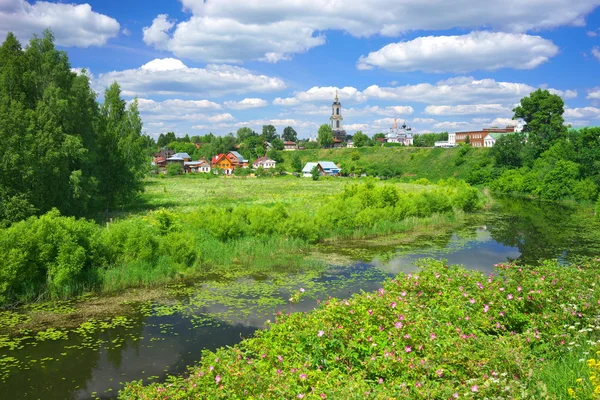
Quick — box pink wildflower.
[299,288,305,293]
[471,385,478,392]
[469,298,476,304]
[394,322,403,329]
[405,346,412,353]
[320,394,327,399]
[483,304,489,313]
[390,302,397,308]
[318,330,325,337]
[278,355,283,362]
[430,333,436,340]
[300,374,307,380]
[215,375,221,384]
[297,395,305,399]
[507,294,513,300]
[453,393,459,398]
[399,314,405,320]
[378,378,384,384]
[368,309,373,316]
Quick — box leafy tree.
[267,149,284,163]
[291,153,303,173]
[166,162,183,176]
[317,124,334,148]
[353,131,370,147]
[97,83,148,213]
[311,166,320,181]
[236,127,257,143]
[271,138,284,151]
[464,135,471,145]
[282,126,298,142]
[157,132,176,147]
[513,89,566,157]
[373,133,386,139]
[262,125,278,143]
[491,133,526,168]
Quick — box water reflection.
[2,196,599,399]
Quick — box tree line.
[0,31,152,227]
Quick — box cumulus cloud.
[96,58,286,97]
[412,118,438,124]
[592,46,600,61]
[273,97,300,106]
[0,0,120,47]
[588,88,600,100]
[547,88,578,99]
[363,77,577,105]
[424,104,512,115]
[136,98,222,121]
[433,121,472,130]
[143,0,597,63]
[564,107,600,118]
[208,113,236,123]
[357,32,559,73]
[224,98,269,109]
[345,124,370,131]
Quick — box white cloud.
[488,118,520,127]
[433,121,472,130]
[273,97,300,106]
[142,14,175,50]
[547,88,578,99]
[0,0,120,47]
[587,29,599,37]
[208,113,236,123]
[137,98,222,117]
[295,86,367,103]
[224,98,269,110]
[96,59,286,97]
[424,104,512,115]
[412,118,438,124]
[345,124,370,131]
[142,0,597,63]
[588,88,600,100]
[363,77,577,105]
[592,46,600,61]
[357,32,559,73]
[564,107,600,118]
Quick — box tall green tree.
[317,124,333,148]
[282,126,298,142]
[97,83,147,214]
[352,131,370,147]
[491,133,526,168]
[513,89,566,158]
[262,124,278,143]
[291,152,302,173]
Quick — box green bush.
[0,210,105,304]
[166,162,183,176]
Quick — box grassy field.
[127,175,429,215]
[279,146,491,181]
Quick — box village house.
[455,126,517,147]
[226,151,249,168]
[211,153,234,175]
[252,156,277,169]
[347,140,354,148]
[301,161,341,177]
[172,152,192,161]
[283,141,298,151]
[184,159,211,173]
[332,138,345,148]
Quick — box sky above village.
[3,0,600,139]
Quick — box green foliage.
[596,195,600,219]
[121,258,600,399]
[0,31,150,227]
[352,131,370,147]
[513,89,567,157]
[262,124,278,143]
[311,166,320,181]
[0,210,104,304]
[317,124,333,149]
[166,163,183,176]
[267,149,284,163]
[282,126,297,142]
[291,153,303,173]
[412,132,448,147]
[491,133,526,168]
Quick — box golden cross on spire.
[335,89,338,102]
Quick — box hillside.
[280,146,491,181]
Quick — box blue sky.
[2,0,600,139]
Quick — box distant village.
[152,92,526,177]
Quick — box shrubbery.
[120,257,600,399]
[0,181,484,306]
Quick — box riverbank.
[120,257,600,399]
[0,178,484,307]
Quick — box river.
[1,196,599,399]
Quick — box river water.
[1,196,599,399]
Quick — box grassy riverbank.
[0,177,484,307]
[120,257,600,399]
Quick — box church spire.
[335,89,339,102]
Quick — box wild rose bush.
[120,258,600,399]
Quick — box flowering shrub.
[120,257,600,399]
